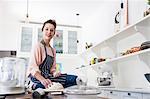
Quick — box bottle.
[120,1,125,30]
[114,0,128,33]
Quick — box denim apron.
[29,44,77,90]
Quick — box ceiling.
[1,0,107,25]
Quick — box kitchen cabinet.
[17,23,82,58]
[120,92,142,99]
[53,27,81,55]
[97,90,108,98]
[99,89,144,99]
[17,24,36,58]
[106,90,120,99]
[79,15,150,88]
[143,93,150,99]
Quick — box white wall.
[81,1,118,49]
[0,3,2,43]
[0,1,20,51]
[128,0,147,24]
[56,55,84,74]
[81,0,147,51]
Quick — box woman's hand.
[53,71,61,77]
[34,72,53,88]
[41,78,52,88]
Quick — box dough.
[47,82,64,91]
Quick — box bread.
[46,82,64,91]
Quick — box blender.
[0,57,26,95]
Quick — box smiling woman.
[27,19,80,90]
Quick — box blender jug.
[0,57,26,95]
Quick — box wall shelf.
[91,49,150,73]
[78,14,150,88]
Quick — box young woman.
[27,19,78,90]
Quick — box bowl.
[144,73,150,83]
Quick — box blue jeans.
[29,74,77,90]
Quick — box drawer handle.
[128,93,131,96]
[110,91,113,94]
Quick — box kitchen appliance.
[144,73,150,83]
[97,72,112,86]
[0,57,26,95]
[97,77,111,86]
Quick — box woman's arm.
[27,43,52,87]
[27,43,42,76]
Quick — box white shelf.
[92,49,150,73]
[106,49,149,64]
[79,15,150,57]
[108,14,150,42]
[78,48,150,70]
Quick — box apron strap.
[40,39,48,56]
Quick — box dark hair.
[42,19,56,31]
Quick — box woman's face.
[43,23,55,40]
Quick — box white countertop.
[98,86,150,94]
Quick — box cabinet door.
[107,90,120,99]
[120,92,142,99]
[143,93,150,99]
[17,24,40,58]
[54,26,80,54]
[20,27,33,52]
[17,24,34,58]
[53,30,63,54]
[68,30,77,54]
[97,90,108,98]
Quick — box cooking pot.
[0,57,26,95]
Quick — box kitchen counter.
[5,93,108,99]
[99,87,150,94]
[4,87,150,98]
